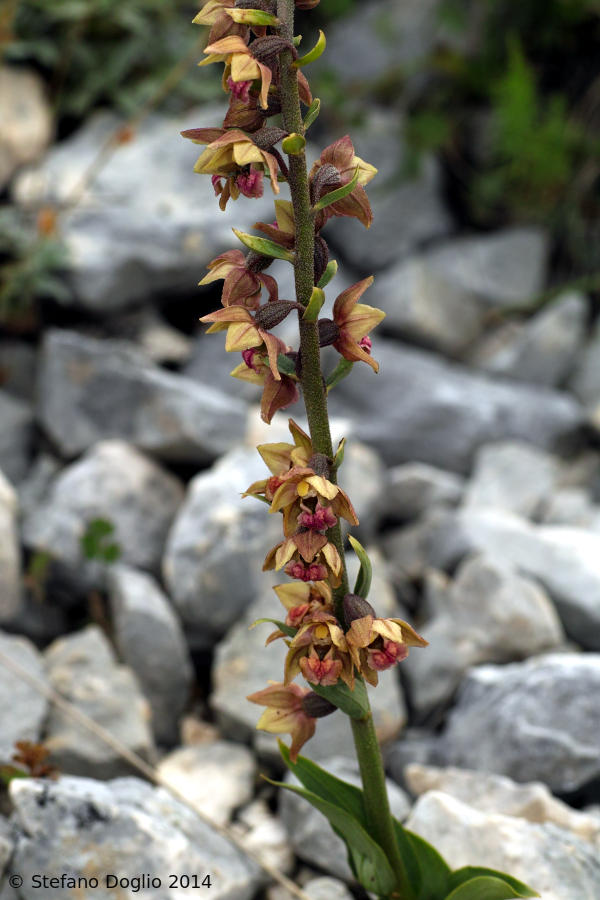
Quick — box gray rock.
[44,625,155,778]
[325,112,453,270]
[405,764,600,842]
[370,252,487,355]
[15,452,61,522]
[428,508,600,650]
[23,441,183,584]
[336,440,386,539]
[12,109,275,313]
[232,800,293,877]
[0,390,33,485]
[321,0,444,87]
[383,462,464,521]
[0,472,21,624]
[37,329,247,462]
[117,309,193,366]
[463,440,559,517]
[330,338,583,472]
[403,554,564,718]
[437,653,600,794]
[107,566,193,745]
[473,291,588,386]
[0,816,12,881]
[0,67,52,189]
[0,632,47,762]
[0,340,37,402]
[540,488,600,530]
[212,585,407,762]
[280,756,411,881]
[406,790,600,900]
[8,775,260,899]
[157,742,256,826]
[268,876,354,900]
[569,315,600,409]
[163,447,281,644]
[417,227,549,309]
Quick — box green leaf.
[279,742,368,826]
[282,132,306,155]
[303,97,321,130]
[302,287,325,321]
[225,8,280,26]
[326,358,353,391]
[348,535,372,599]
[277,353,297,376]
[293,29,326,68]
[448,868,539,897]
[392,818,451,899]
[305,677,369,719]
[102,544,122,564]
[232,229,295,263]
[332,436,346,471]
[312,167,360,213]
[249,618,297,638]
[444,875,539,900]
[317,258,337,288]
[269,777,397,896]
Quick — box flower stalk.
[184,2,539,897]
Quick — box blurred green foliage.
[2,0,220,120]
[0,208,70,324]
[80,518,122,565]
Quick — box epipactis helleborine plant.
[184,2,539,898]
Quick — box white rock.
[107,566,193,745]
[157,742,256,827]
[405,764,600,843]
[406,791,600,900]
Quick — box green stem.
[276,4,411,897]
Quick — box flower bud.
[236,0,274,9]
[318,318,340,347]
[313,235,329,285]
[253,126,288,150]
[254,299,298,330]
[251,35,296,65]
[307,452,330,478]
[310,164,341,204]
[343,593,376,624]
[245,250,273,272]
[301,693,337,718]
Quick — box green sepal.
[293,34,302,47]
[225,8,279,25]
[392,818,450,899]
[293,29,326,68]
[317,258,337,288]
[268,765,397,895]
[443,876,539,899]
[312,166,359,213]
[303,98,321,131]
[249,618,297,638]
[348,535,372,599]
[326,358,353,391]
[282,132,306,155]
[332,436,346,471]
[232,229,295,262]
[277,353,297,376]
[309,676,369,719]
[302,286,325,321]
[447,868,539,898]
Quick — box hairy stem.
[276,3,411,896]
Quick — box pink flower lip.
[226,77,252,103]
[237,168,264,199]
[358,335,372,353]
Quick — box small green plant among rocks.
[184,1,540,896]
